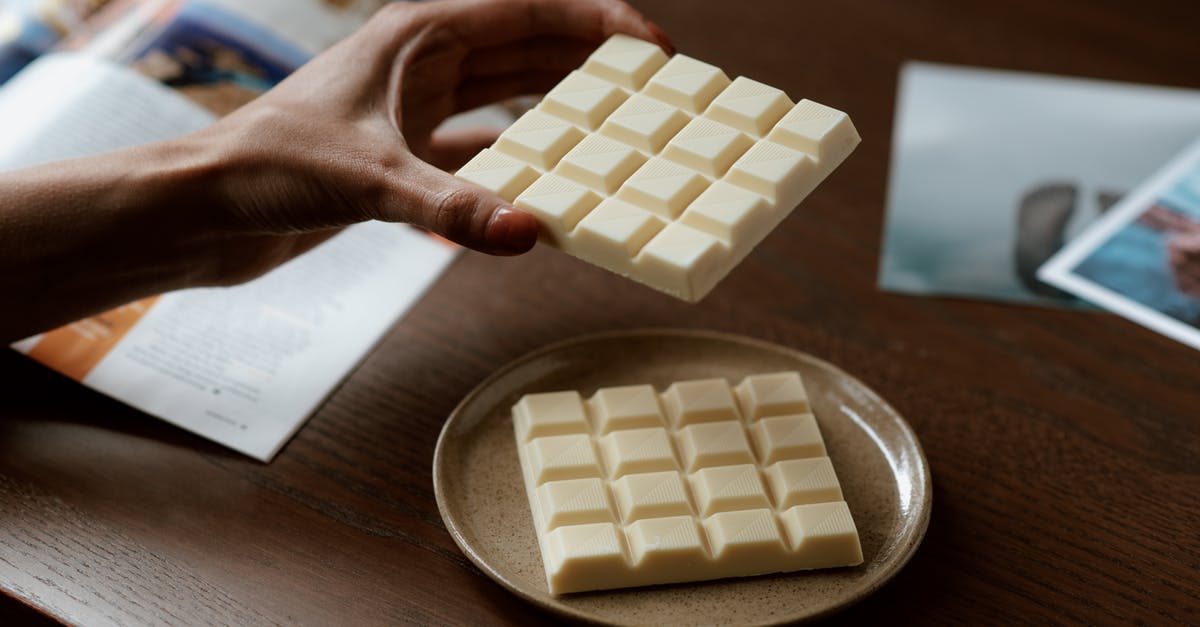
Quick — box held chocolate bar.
[457,35,859,302]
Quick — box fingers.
[1142,205,1199,234]
[381,157,539,255]
[427,127,503,171]
[435,0,672,52]
[462,35,597,77]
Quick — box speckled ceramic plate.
[433,330,930,626]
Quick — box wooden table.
[3,0,1198,624]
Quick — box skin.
[1168,231,1200,298]
[1138,206,1200,298]
[0,0,674,343]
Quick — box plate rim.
[432,328,932,625]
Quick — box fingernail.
[485,206,538,255]
[645,20,675,55]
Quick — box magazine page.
[200,0,387,56]
[0,51,214,168]
[115,0,315,115]
[31,223,457,460]
[0,0,118,82]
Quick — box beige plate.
[432,329,931,626]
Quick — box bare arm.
[0,0,672,342]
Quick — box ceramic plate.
[433,330,930,625]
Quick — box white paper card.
[881,62,1200,306]
[1039,138,1200,350]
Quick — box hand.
[1168,230,1200,298]
[188,0,673,284]
[1137,204,1195,232]
[0,0,672,341]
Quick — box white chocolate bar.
[456,34,860,302]
[512,371,862,594]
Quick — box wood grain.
[3,0,1199,624]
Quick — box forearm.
[0,137,225,342]
[0,0,666,343]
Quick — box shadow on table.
[0,595,57,627]
[821,481,950,625]
[0,349,244,461]
[451,481,953,625]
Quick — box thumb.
[384,157,539,255]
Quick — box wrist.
[0,132,238,338]
[114,133,235,288]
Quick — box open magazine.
[0,0,117,82]
[3,0,513,460]
[0,0,379,82]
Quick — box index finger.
[432,0,672,51]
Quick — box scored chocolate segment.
[538,70,630,130]
[679,181,774,245]
[586,383,665,434]
[642,54,731,114]
[633,222,729,300]
[676,420,756,472]
[455,149,539,202]
[689,463,771,516]
[724,141,818,207]
[599,427,678,477]
[513,390,589,442]
[512,173,600,247]
[661,377,742,427]
[457,33,860,302]
[536,477,615,530]
[569,198,667,276]
[766,99,860,169]
[736,371,812,420]
[705,76,794,137]
[765,457,844,509]
[599,92,692,153]
[615,157,710,219]
[660,115,754,178]
[493,109,586,170]
[612,471,692,523]
[554,134,647,194]
[512,371,862,594]
[580,33,669,90]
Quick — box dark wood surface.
[3,0,1199,624]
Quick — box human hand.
[1137,204,1195,232]
[186,0,672,284]
[1167,230,1200,298]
